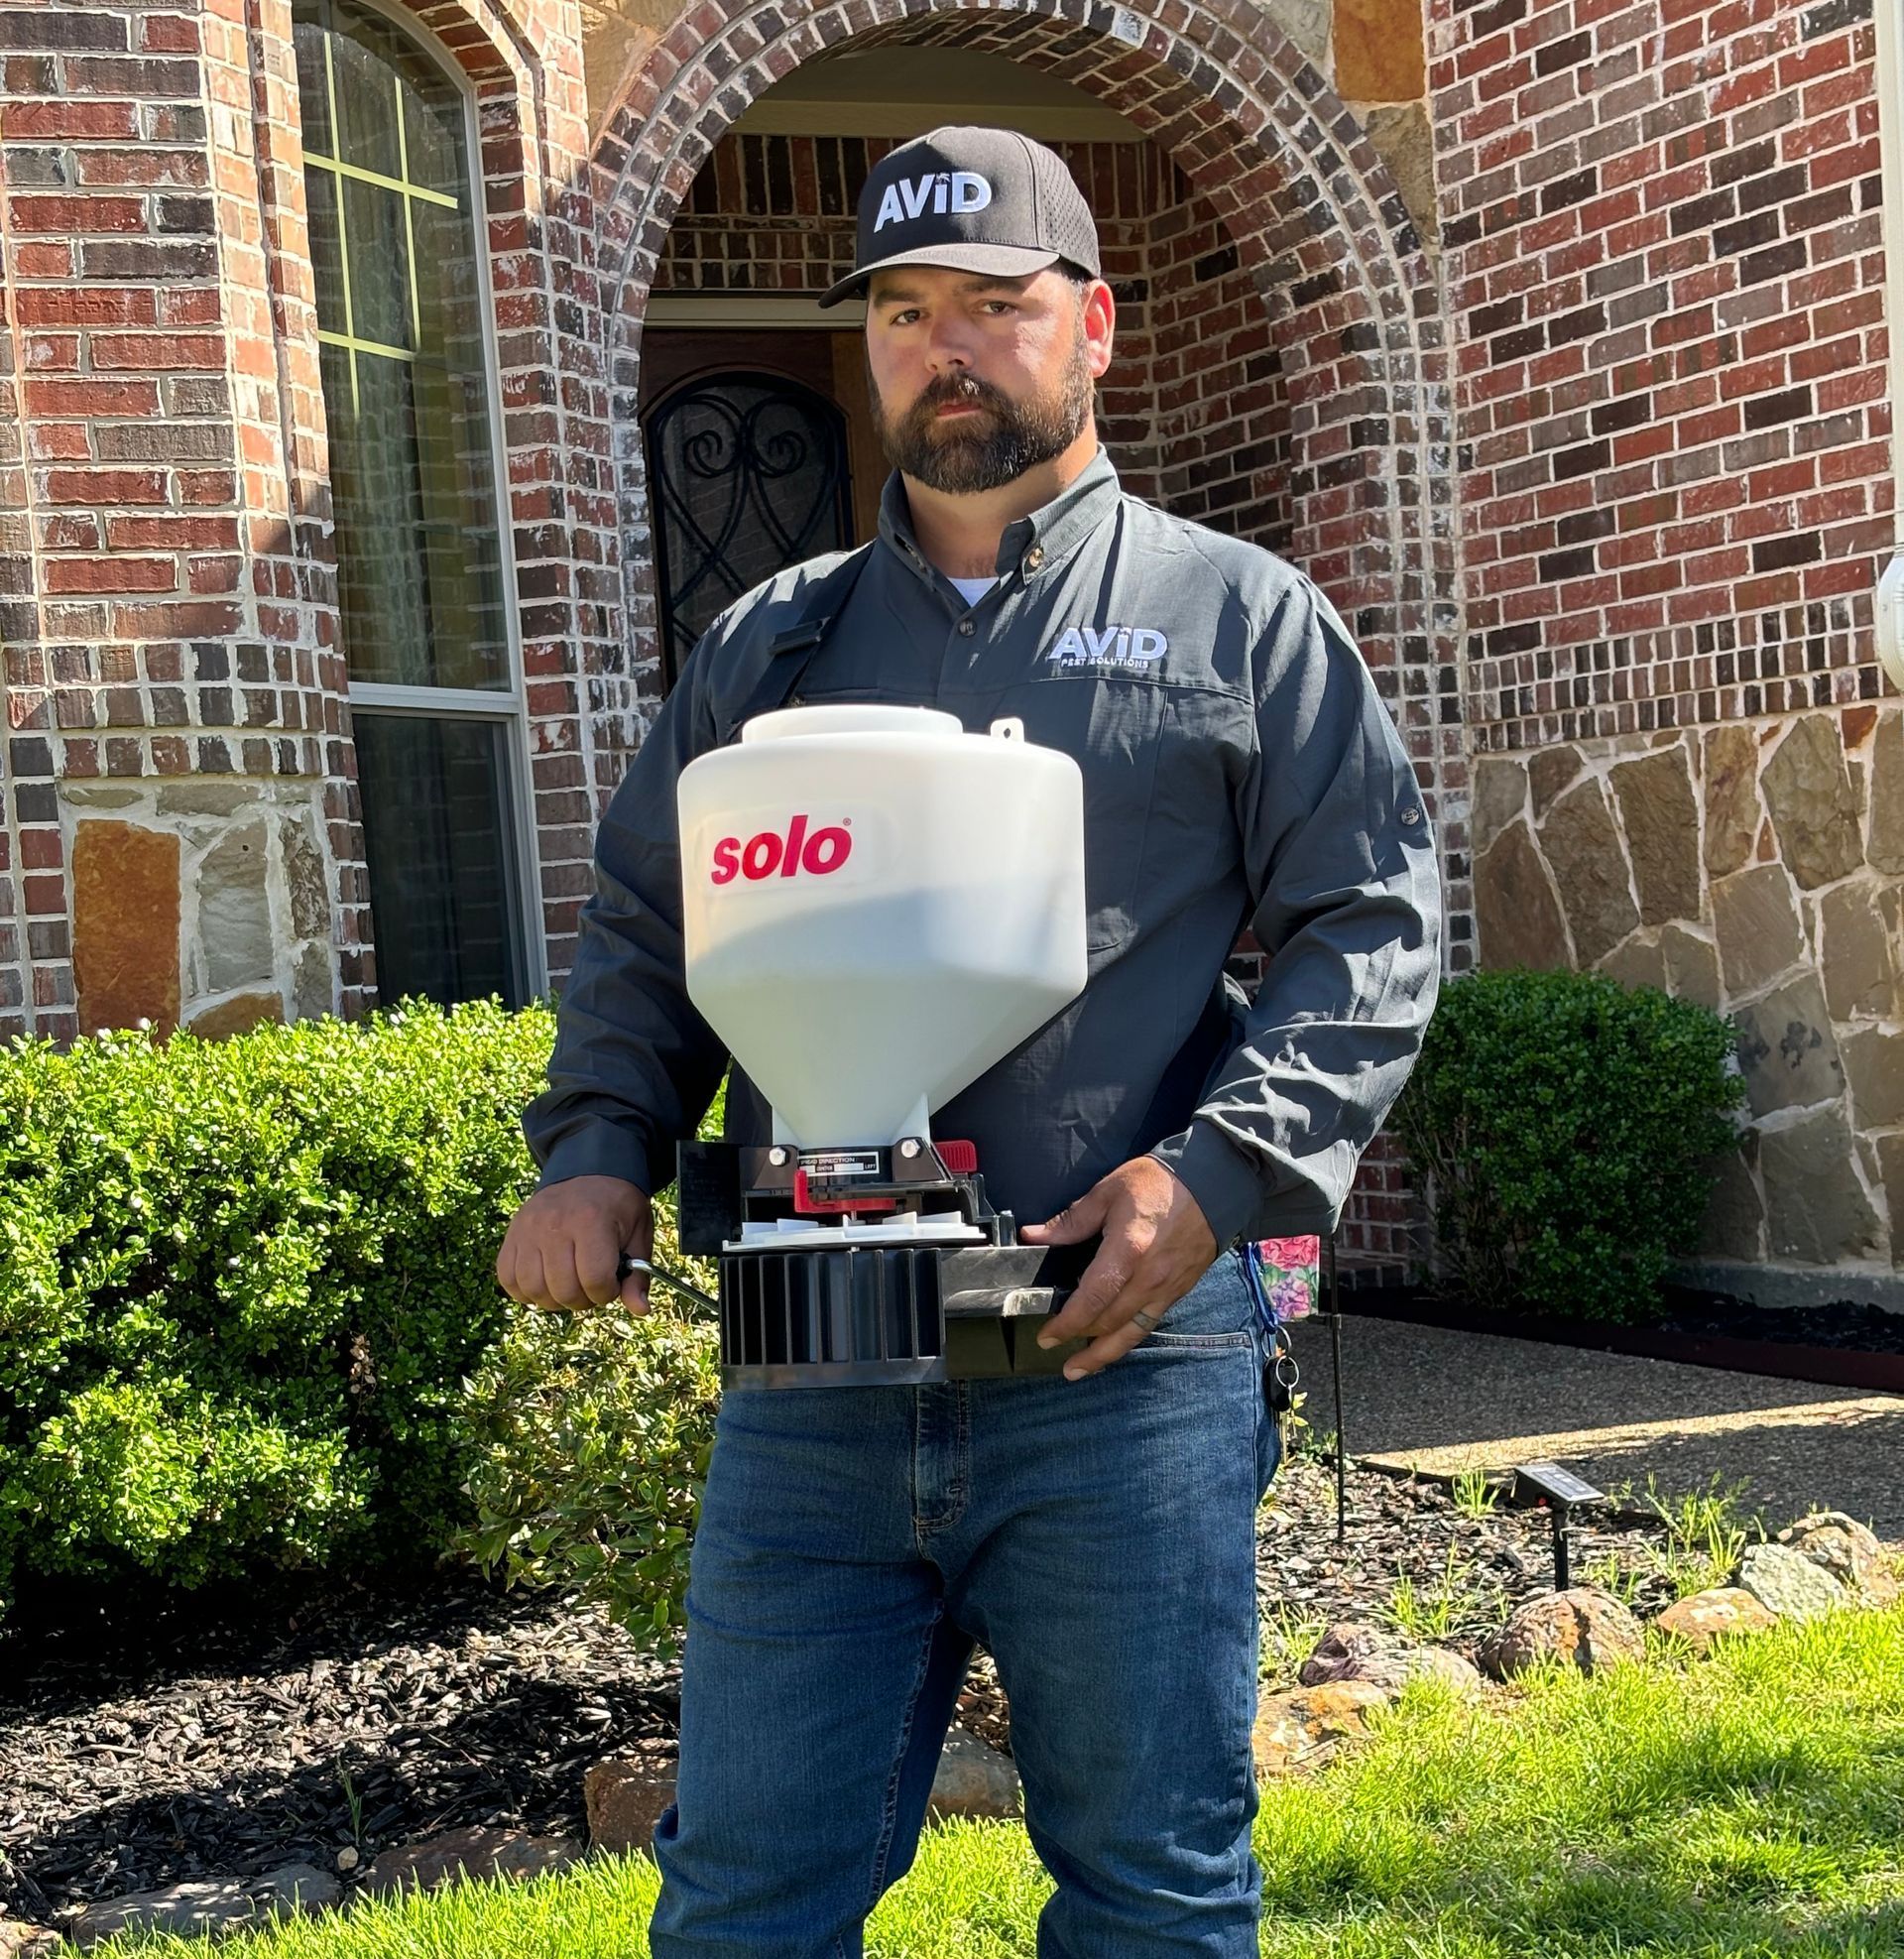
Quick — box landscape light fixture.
[1511,1459,1605,1592]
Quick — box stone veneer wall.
[1473,701,1904,1269]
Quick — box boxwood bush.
[0,1001,556,1618]
[1392,968,1745,1323]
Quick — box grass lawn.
[95,1604,1903,1957]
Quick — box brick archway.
[594,0,1465,1262]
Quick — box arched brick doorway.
[592,0,1464,1261]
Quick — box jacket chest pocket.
[995,672,1168,957]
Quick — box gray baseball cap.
[818,125,1102,309]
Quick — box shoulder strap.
[719,542,876,745]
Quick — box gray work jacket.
[525,449,1443,1250]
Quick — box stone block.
[1776,1511,1900,1608]
[1361,103,1436,242]
[1867,708,1904,873]
[1841,1027,1904,1130]
[1297,1621,1483,1696]
[187,991,284,1041]
[1481,1588,1644,1680]
[1735,1541,1847,1623]
[586,1750,676,1855]
[1540,780,1639,966]
[1711,865,1804,1000]
[1758,1106,1881,1262]
[361,1826,581,1899]
[196,820,274,993]
[69,1865,338,1948]
[928,1723,1022,1819]
[72,819,180,1036]
[1702,723,1760,877]
[1695,1141,1764,1262]
[1610,745,1701,924]
[156,780,260,816]
[1528,744,1581,818]
[1733,975,1844,1116]
[1599,933,1665,992]
[1659,924,1722,1010]
[281,815,329,939]
[1654,1587,1778,1653]
[1471,754,1527,854]
[1876,1134,1904,1267]
[1251,1680,1392,1775]
[1762,713,1861,889]
[1335,0,1425,101]
[1819,880,1899,1021]
[1475,818,1571,970]
[294,940,334,1021]
[1251,0,1332,66]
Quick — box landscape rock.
[1540,780,1640,965]
[1297,1621,1485,1696]
[1776,1512,1900,1608]
[1735,1542,1848,1623]
[586,1748,678,1854]
[1251,1680,1393,1775]
[928,1722,1022,1819]
[1481,1588,1645,1680]
[1653,1587,1779,1653]
[0,1924,62,1957]
[1762,713,1861,889]
[361,1826,581,1899]
[1610,746,1702,923]
[68,1864,339,1948]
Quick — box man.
[498,127,1441,1956]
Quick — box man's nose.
[923,315,977,371]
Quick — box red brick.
[8,194,146,234]
[44,468,167,505]
[43,556,175,594]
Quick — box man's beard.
[875,344,1094,495]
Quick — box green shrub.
[454,1104,723,1651]
[1392,968,1745,1323]
[0,1000,556,1610]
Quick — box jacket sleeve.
[1146,576,1443,1247]
[521,645,728,1197]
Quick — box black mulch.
[1,1453,1675,1925]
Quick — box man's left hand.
[1018,1158,1218,1380]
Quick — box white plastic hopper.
[678,703,1086,1148]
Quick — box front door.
[641,329,885,688]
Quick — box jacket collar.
[878,445,1122,588]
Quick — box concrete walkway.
[1284,1313,1903,1542]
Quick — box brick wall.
[0,0,617,1037]
[1431,0,1891,750]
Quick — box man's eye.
[981,301,1015,315]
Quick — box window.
[295,0,537,1009]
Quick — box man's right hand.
[496,1174,654,1313]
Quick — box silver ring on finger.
[1130,1308,1161,1332]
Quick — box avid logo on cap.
[873,171,995,233]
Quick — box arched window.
[645,372,853,685]
[295,0,536,1009]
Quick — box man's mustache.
[907,372,1012,422]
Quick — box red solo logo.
[710,814,853,885]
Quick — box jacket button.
[1023,546,1045,573]
[1399,804,1422,826]
[957,619,976,637]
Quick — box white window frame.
[303,0,548,1003]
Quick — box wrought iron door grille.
[646,371,853,684]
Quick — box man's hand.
[1017,1158,1218,1380]
[496,1174,654,1313]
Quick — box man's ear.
[1082,278,1116,378]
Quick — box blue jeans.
[650,1250,1281,1957]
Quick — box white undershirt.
[948,575,999,606]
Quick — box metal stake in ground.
[1325,1235,1346,1541]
